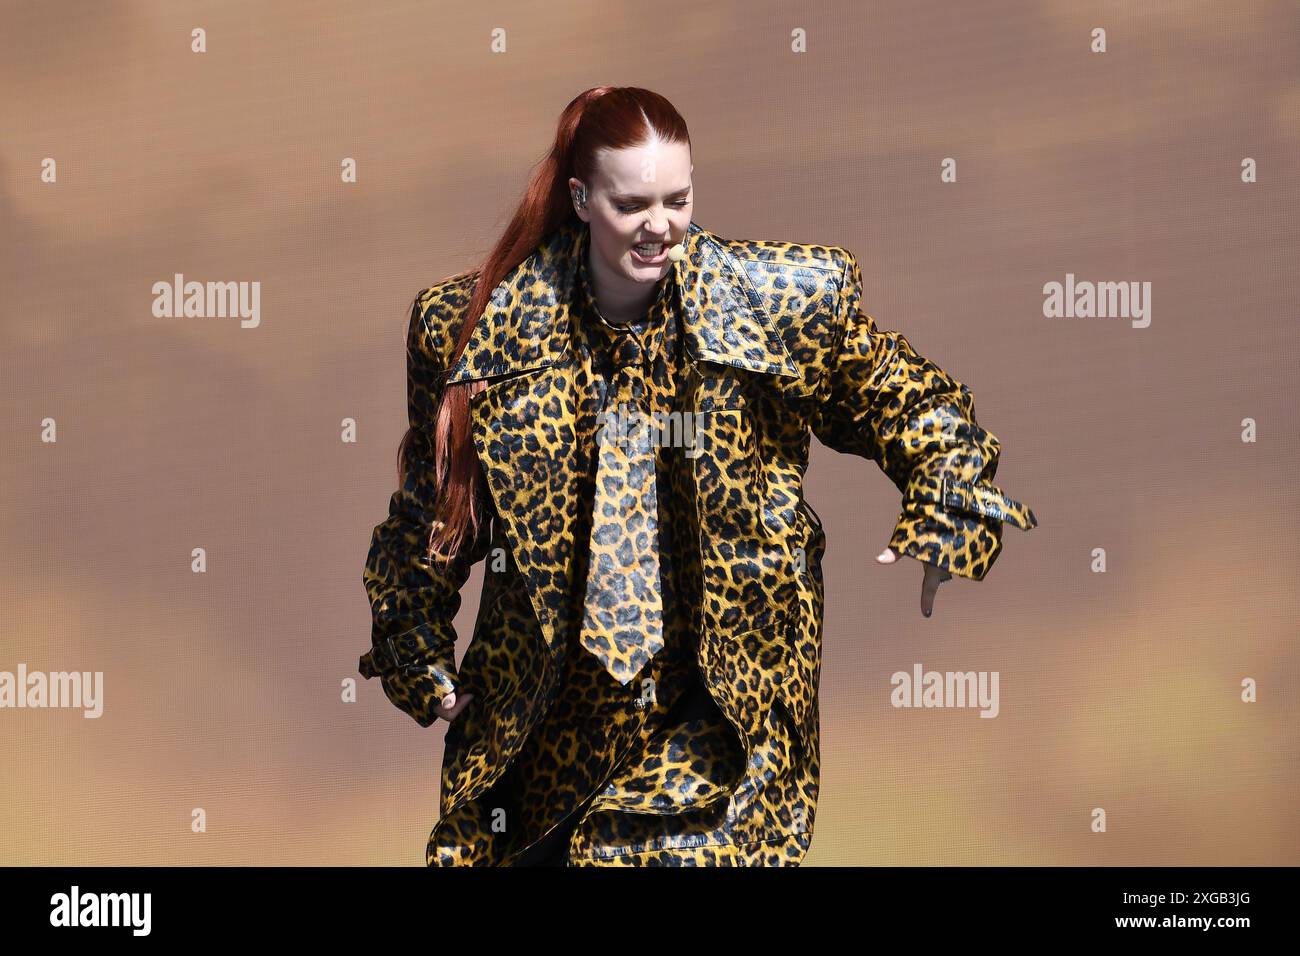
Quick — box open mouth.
[631,241,668,263]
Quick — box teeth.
[635,243,663,255]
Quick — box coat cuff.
[888,473,1038,581]
[359,625,458,728]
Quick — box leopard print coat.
[359,218,1038,865]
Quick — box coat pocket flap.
[693,370,752,413]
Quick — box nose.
[642,208,671,237]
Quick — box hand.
[876,546,952,617]
[435,690,475,721]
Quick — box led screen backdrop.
[2,0,1297,865]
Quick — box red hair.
[399,86,692,562]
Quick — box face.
[570,138,694,290]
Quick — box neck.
[586,247,664,326]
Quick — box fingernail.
[923,609,931,618]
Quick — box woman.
[359,87,1038,866]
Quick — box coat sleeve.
[358,293,492,727]
[810,249,1038,581]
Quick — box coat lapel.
[442,219,800,662]
[443,219,803,381]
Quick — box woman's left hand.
[876,546,952,617]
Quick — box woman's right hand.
[435,691,474,721]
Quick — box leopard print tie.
[577,330,665,685]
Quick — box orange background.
[2,0,1297,864]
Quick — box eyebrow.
[609,186,691,202]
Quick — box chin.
[624,258,669,280]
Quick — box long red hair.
[400,86,692,563]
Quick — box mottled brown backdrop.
[2,0,1297,864]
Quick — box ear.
[567,176,590,222]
